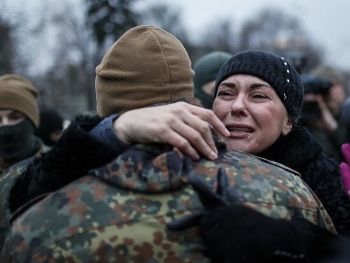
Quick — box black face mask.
[0,119,38,160]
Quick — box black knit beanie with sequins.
[214,50,304,122]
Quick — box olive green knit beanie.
[0,74,39,128]
[95,25,195,116]
[193,51,232,109]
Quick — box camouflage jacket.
[0,144,50,256]
[5,134,335,262]
[0,143,50,175]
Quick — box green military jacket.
[7,143,335,262]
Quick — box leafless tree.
[238,7,323,73]
[0,19,13,75]
[192,18,237,63]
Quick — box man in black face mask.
[0,74,49,174]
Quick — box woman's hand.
[113,102,229,160]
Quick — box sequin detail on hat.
[214,50,304,121]
[283,58,290,98]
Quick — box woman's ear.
[282,119,293,136]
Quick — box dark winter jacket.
[0,138,49,175]
[259,126,350,236]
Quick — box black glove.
[167,168,344,263]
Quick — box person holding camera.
[302,64,348,163]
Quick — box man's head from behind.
[95,25,195,116]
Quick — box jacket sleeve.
[88,114,130,153]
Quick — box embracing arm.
[9,104,229,213]
[112,102,229,160]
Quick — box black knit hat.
[214,50,304,122]
[35,108,64,146]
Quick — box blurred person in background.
[301,65,348,163]
[0,74,49,174]
[193,51,232,109]
[35,108,65,146]
[0,74,50,254]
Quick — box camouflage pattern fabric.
[7,144,335,262]
[0,145,50,175]
[0,145,51,257]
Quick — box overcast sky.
[161,0,350,70]
[3,0,350,71]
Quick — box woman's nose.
[230,96,248,117]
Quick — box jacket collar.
[258,126,323,170]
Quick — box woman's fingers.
[113,103,229,160]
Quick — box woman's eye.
[218,91,233,97]
[252,93,268,100]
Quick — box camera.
[301,75,332,123]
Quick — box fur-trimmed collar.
[258,126,323,171]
